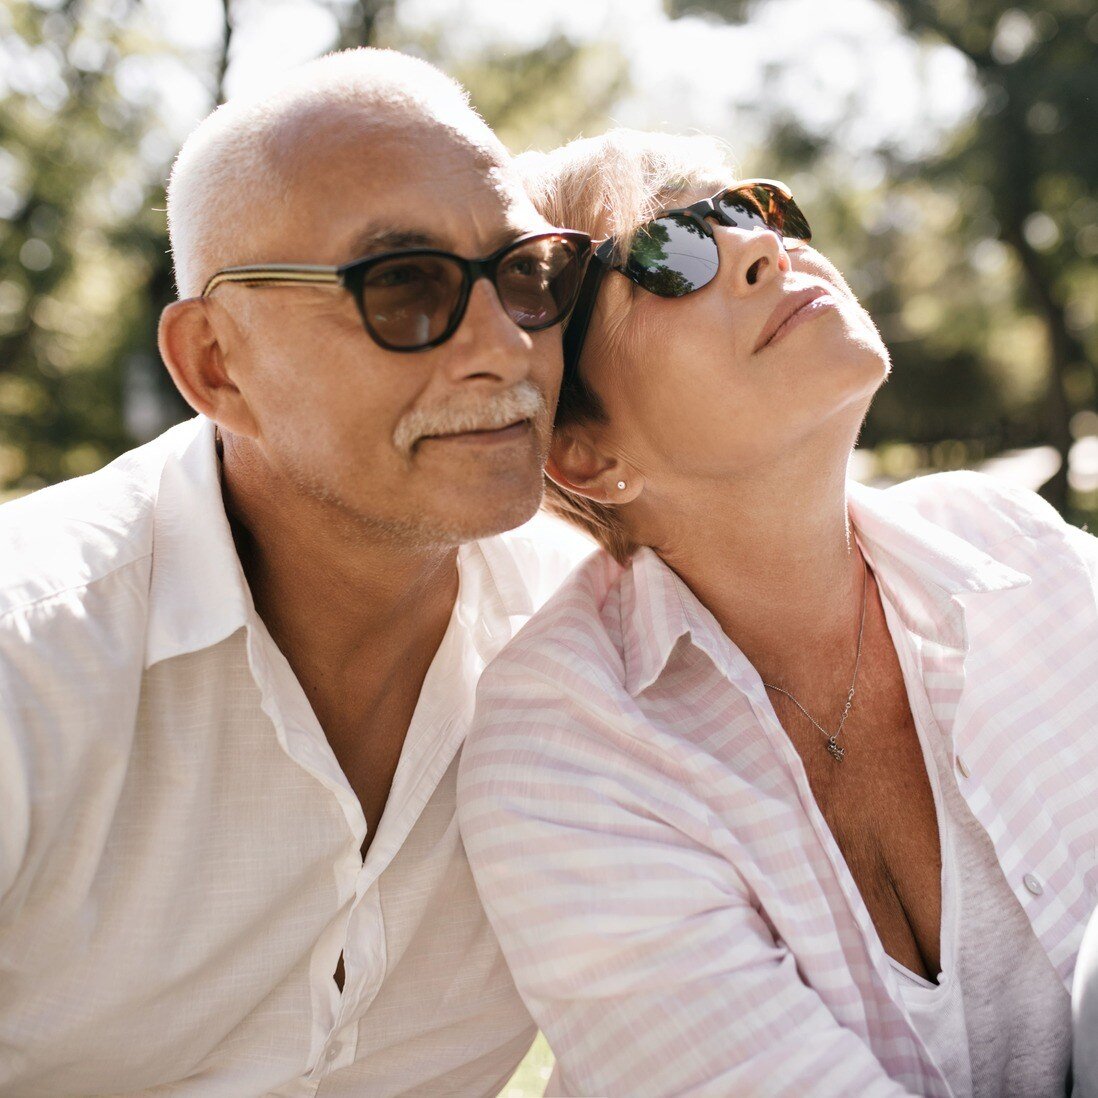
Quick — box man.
[0,48,589,1095]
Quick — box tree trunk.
[1000,222,1083,509]
[216,0,233,103]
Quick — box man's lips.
[418,419,531,445]
[753,286,834,353]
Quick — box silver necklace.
[762,555,868,763]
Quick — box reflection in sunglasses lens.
[716,189,770,232]
[623,185,813,301]
[498,238,582,329]
[732,185,812,242]
[627,214,719,298]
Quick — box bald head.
[166,48,507,298]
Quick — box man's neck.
[217,435,460,699]
[217,435,463,848]
[628,446,865,689]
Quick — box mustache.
[392,380,548,454]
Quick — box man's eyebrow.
[343,226,441,261]
[342,224,543,263]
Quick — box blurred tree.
[0,0,627,497]
[887,0,1097,511]
[0,0,172,493]
[326,0,628,151]
[664,0,1098,511]
[331,0,394,48]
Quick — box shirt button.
[1023,873,1044,897]
[326,1042,342,1061]
[955,754,971,779]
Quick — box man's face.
[209,108,563,546]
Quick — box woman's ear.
[545,422,643,504]
[158,298,259,439]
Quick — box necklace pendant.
[826,737,845,762]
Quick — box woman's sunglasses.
[563,180,811,373]
[202,229,592,353]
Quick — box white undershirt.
[882,594,1071,1098]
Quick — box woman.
[456,129,1098,1097]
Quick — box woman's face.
[570,190,891,491]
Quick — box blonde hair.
[166,48,496,298]
[516,129,736,562]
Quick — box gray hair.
[517,128,737,265]
[166,48,497,298]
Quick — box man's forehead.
[338,213,544,264]
[279,103,511,196]
[315,158,547,262]
[244,107,549,263]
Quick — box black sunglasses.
[202,230,592,353]
[563,180,811,373]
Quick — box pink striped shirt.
[457,473,1098,1097]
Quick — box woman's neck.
[628,452,865,688]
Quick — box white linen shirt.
[0,415,578,1097]
[457,472,1098,1098]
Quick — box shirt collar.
[460,535,536,664]
[620,547,696,697]
[620,479,1032,696]
[847,479,1030,648]
[145,416,252,668]
[145,416,539,671]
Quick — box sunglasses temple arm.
[562,257,606,374]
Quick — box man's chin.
[439,485,545,545]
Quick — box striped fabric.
[458,472,1098,1097]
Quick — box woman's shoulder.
[460,547,656,802]
[868,471,1097,593]
[881,470,1088,552]
[480,545,633,696]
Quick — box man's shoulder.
[484,512,597,613]
[0,423,193,625]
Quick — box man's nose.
[713,225,791,295]
[441,277,534,385]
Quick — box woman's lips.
[764,294,839,350]
[754,286,837,352]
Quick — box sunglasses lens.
[626,214,718,298]
[720,185,812,242]
[771,191,812,241]
[496,235,586,330]
[360,255,465,349]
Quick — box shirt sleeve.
[457,665,916,1098]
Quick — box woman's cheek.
[788,243,861,306]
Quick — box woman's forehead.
[605,175,729,245]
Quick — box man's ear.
[545,422,643,504]
[158,299,259,439]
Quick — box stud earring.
[617,481,626,490]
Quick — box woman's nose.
[713,225,791,294]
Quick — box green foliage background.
[0,0,1095,524]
